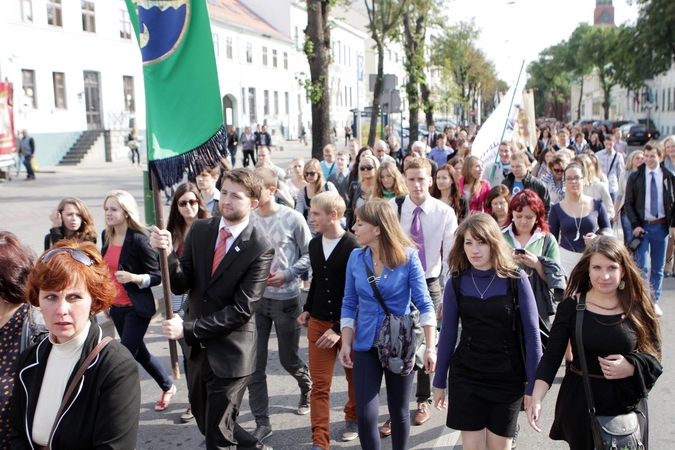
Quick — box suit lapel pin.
[235,246,241,252]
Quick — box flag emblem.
[137,0,191,65]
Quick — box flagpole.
[489,60,525,185]
[150,170,181,380]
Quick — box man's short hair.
[435,132,446,142]
[258,145,271,154]
[254,167,278,189]
[221,168,264,200]
[200,166,221,179]
[323,144,336,155]
[403,157,432,176]
[310,191,346,217]
[644,142,662,157]
[336,150,349,157]
[510,151,530,165]
[411,141,426,152]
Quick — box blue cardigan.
[341,247,435,352]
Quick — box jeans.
[110,306,173,392]
[15,154,24,175]
[23,154,35,179]
[353,347,414,450]
[307,318,357,449]
[620,209,633,245]
[228,146,237,167]
[248,296,312,427]
[415,277,441,403]
[634,222,668,302]
[242,149,256,167]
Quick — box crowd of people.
[0,122,669,450]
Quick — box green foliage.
[303,35,315,60]
[526,45,572,118]
[296,73,326,105]
[630,0,675,69]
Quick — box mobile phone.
[515,249,526,255]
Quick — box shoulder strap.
[47,336,113,446]
[395,195,406,220]
[542,232,551,257]
[575,293,598,415]
[608,153,618,176]
[364,259,391,315]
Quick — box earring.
[618,280,625,290]
[375,236,379,240]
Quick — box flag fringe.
[148,125,228,190]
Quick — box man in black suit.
[151,168,275,450]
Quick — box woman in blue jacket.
[102,190,176,412]
[339,200,436,450]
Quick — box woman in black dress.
[527,236,662,449]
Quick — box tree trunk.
[403,12,422,150]
[420,82,434,127]
[603,87,611,120]
[577,78,584,120]
[305,0,332,160]
[368,40,385,147]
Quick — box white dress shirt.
[215,217,249,253]
[644,167,665,221]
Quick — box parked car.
[601,120,632,132]
[625,124,660,145]
[401,126,428,150]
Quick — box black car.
[625,125,660,145]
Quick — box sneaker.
[296,391,311,415]
[512,423,520,449]
[342,421,358,441]
[252,424,273,442]
[180,404,194,423]
[654,303,663,316]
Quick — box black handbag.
[575,293,646,450]
[364,260,424,375]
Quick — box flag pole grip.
[150,170,181,380]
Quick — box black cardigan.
[10,322,141,449]
[304,232,359,334]
[101,228,161,318]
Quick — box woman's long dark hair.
[566,236,661,360]
[166,182,210,249]
[56,197,97,243]
[432,164,463,216]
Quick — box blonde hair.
[373,162,408,199]
[624,150,644,171]
[311,191,346,217]
[447,213,521,279]
[323,144,336,155]
[355,200,415,269]
[103,190,147,245]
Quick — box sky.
[444,0,640,85]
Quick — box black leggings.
[353,347,414,450]
[242,149,256,167]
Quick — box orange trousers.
[307,317,357,450]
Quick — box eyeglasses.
[304,171,317,177]
[552,168,564,174]
[360,165,375,171]
[41,248,95,267]
[565,176,583,183]
[178,199,199,207]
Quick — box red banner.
[0,82,16,155]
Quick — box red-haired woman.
[10,241,141,449]
[502,189,565,333]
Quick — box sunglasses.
[178,199,199,207]
[360,165,374,171]
[41,248,95,267]
[304,171,317,177]
[552,168,563,174]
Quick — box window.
[274,91,279,115]
[262,46,268,65]
[246,43,252,63]
[21,69,37,109]
[81,1,96,33]
[395,52,398,63]
[242,87,246,114]
[272,49,277,68]
[123,76,135,112]
[119,9,131,39]
[47,0,62,27]
[248,88,256,122]
[16,0,33,22]
[53,72,66,109]
[213,33,219,58]
[295,26,300,48]
[345,86,348,108]
[283,52,288,70]
[284,92,289,115]
[349,86,352,108]
[226,37,233,59]
[668,88,672,111]
[264,90,269,115]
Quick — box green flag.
[125,0,225,189]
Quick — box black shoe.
[297,391,311,415]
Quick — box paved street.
[0,140,673,449]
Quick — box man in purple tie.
[384,157,458,433]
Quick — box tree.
[399,0,441,147]
[526,45,571,119]
[565,24,594,120]
[631,0,675,70]
[578,25,622,120]
[364,0,409,147]
[303,0,341,160]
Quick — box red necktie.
[211,227,232,276]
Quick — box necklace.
[587,300,620,311]
[471,272,497,299]
[572,198,585,241]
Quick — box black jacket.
[44,227,97,251]
[304,232,359,334]
[101,228,161,318]
[168,218,274,378]
[502,171,551,217]
[624,163,675,229]
[10,322,140,450]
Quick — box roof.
[206,0,288,41]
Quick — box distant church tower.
[594,0,615,26]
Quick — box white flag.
[471,63,527,183]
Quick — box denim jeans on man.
[634,222,668,302]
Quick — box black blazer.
[101,228,161,318]
[624,163,675,229]
[10,322,140,450]
[168,217,274,378]
[305,232,359,334]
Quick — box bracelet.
[425,348,437,354]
